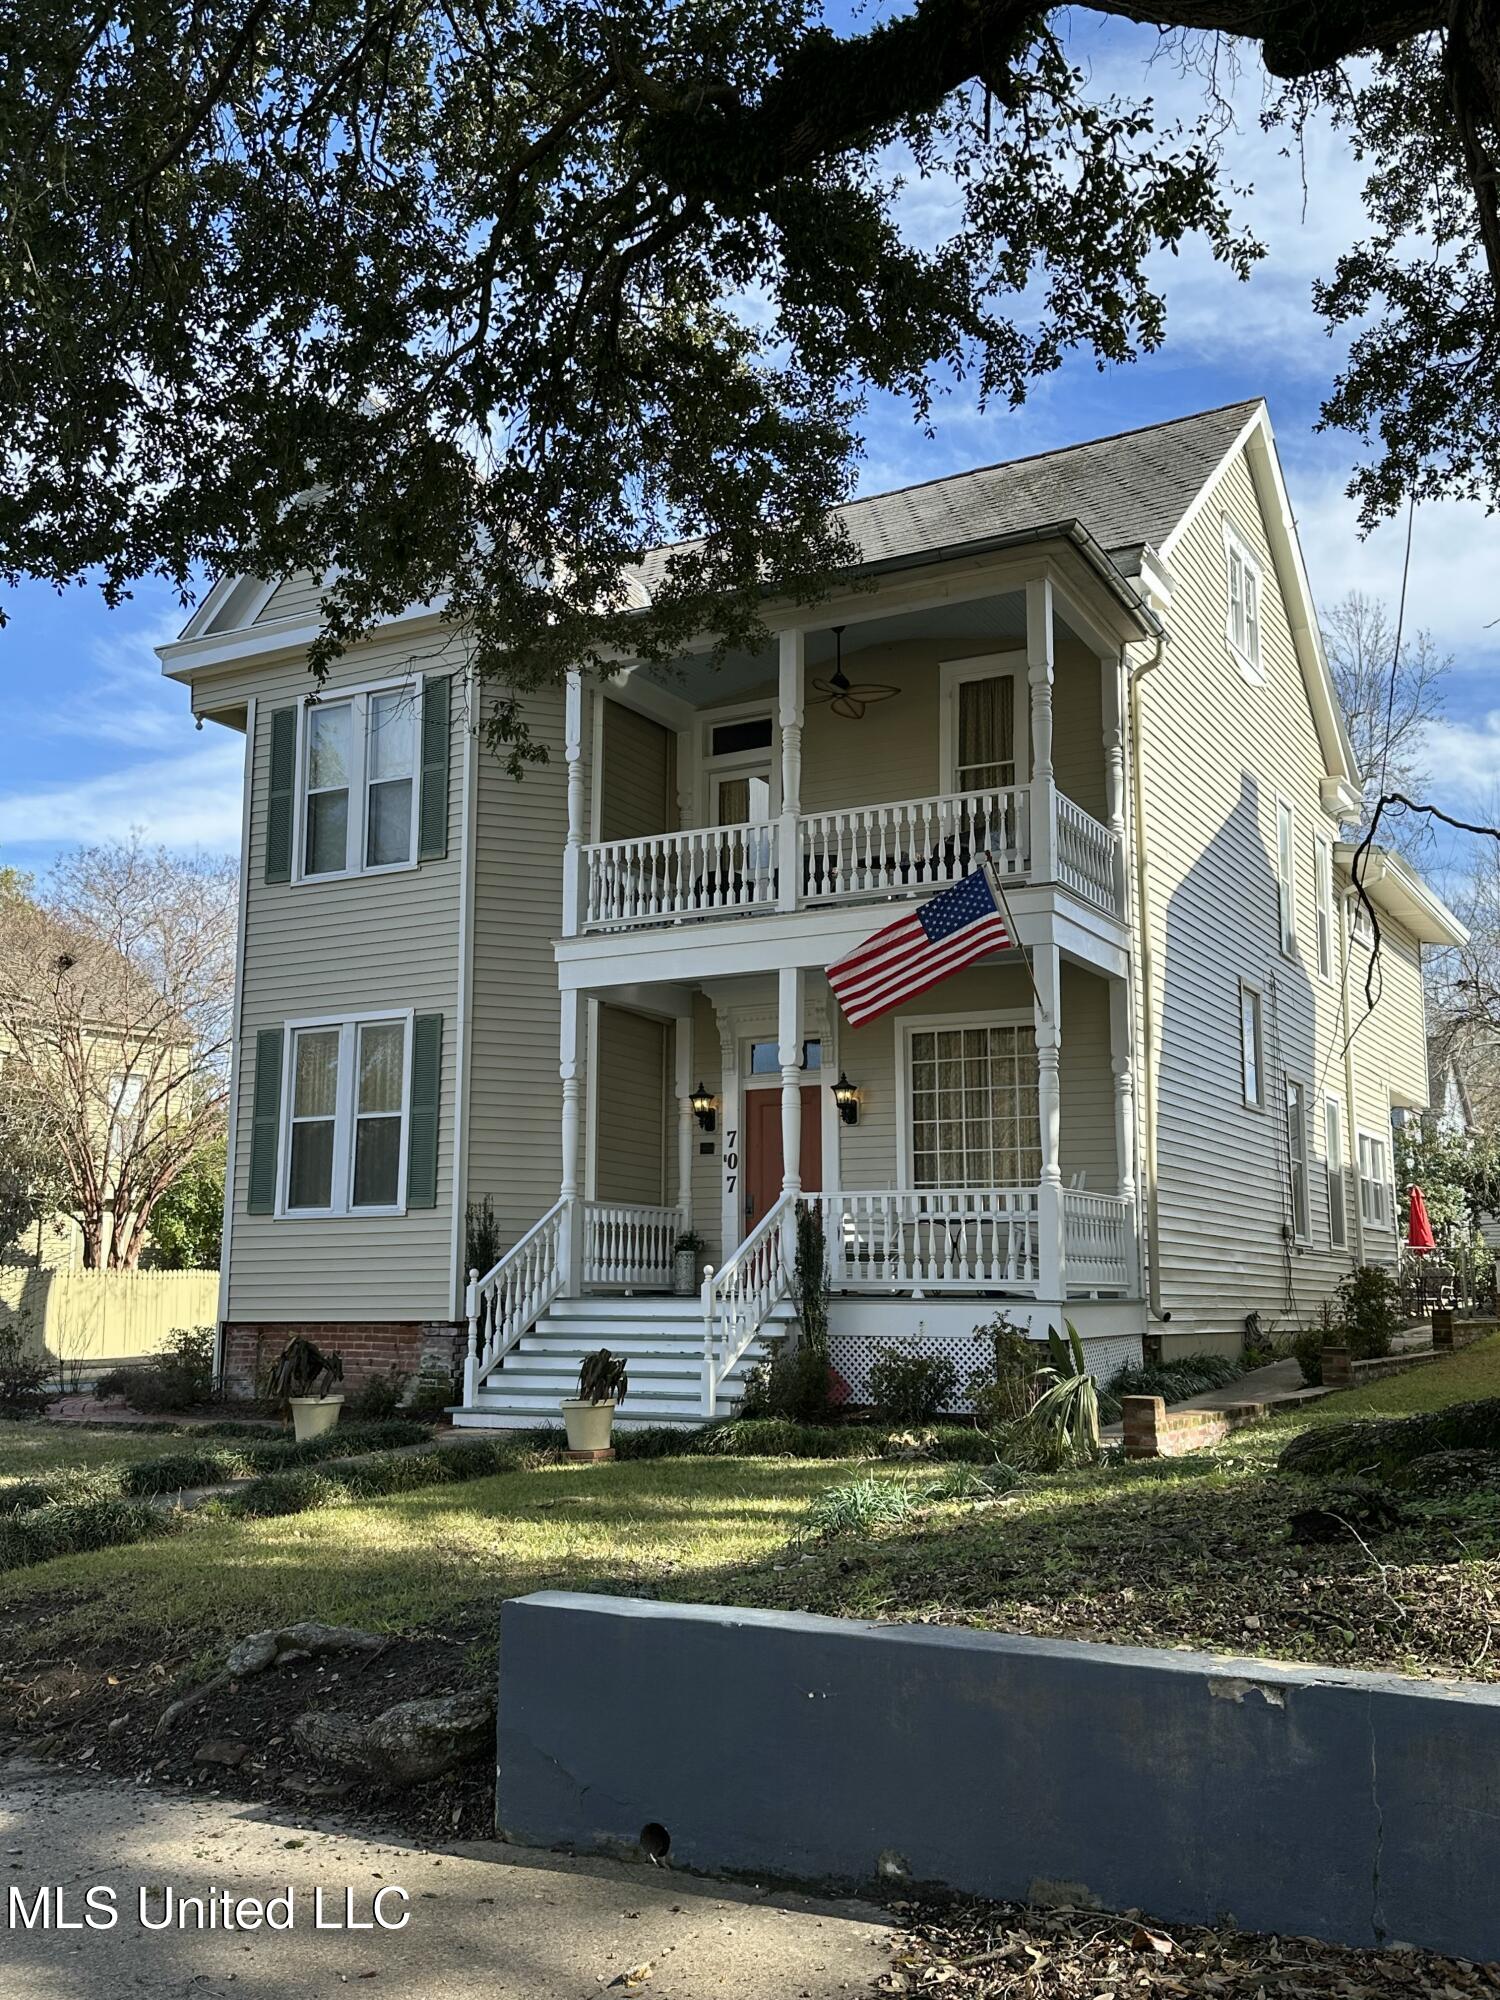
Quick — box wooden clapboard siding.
[255,573,325,625]
[224,632,463,1322]
[1142,442,1429,1348]
[598,698,674,841]
[593,1005,669,1204]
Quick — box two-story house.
[160,399,1465,1423]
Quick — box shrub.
[967,1316,1047,1431]
[0,1495,179,1572]
[739,1342,832,1424]
[0,1319,51,1419]
[793,1201,829,1359]
[1292,1325,1325,1387]
[1336,1265,1403,1361]
[612,1425,698,1461]
[1280,1397,1500,1481]
[92,1364,136,1399]
[407,1367,458,1416]
[225,1468,347,1517]
[1010,1336,1100,1470]
[866,1345,958,1424]
[125,1326,217,1413]
[1099,1350,1246,1419]
[802,1473,919,1541]
[927,1460,1020,1501]
[345,1368,411,1421]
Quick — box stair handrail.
[700,1191,797,1417]
[464,1197,570,1402]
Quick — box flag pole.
[982,851,1049,1024]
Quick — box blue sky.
[1,14,1496,884]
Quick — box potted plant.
[672,1230,706,1298]
[562,1348,627,1454]
[268,1335,345,1441]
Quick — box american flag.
[827,860,1013,1029]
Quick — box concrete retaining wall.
[497,1592,1500,1962]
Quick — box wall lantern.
[691,1081,718,1134]
[830,1071,860,1126]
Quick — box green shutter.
[406,1013,443,1209]
[265,706,298,883]
[418,675,451,862]
[247,1028,284,1214]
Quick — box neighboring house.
[160,399,1465,1422]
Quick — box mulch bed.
[0,1611,498,1844]
[880,1895,1500,1997]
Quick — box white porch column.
[778,965,804,1196]
[1101,652,1128,913]
[777,627,805,912]
[1108,975,1136,1205]
[1026,577,1056,881]
[562,669,587,935]
[674,1007,695,1227]
[558,987,586,1293]
[1033,942,1064,1301]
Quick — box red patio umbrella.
[1407,1184,1437,1254]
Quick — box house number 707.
[723,1129,738,1194]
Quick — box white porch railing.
[583,823,776,928]
[799,786,1030,903]
[701,1191,796,1415]
[816,1189,1041,1292]
[1056,794,1122,917]
[1062,1189,1133,1292]
[583,1201,682,1288]
[464,1198,569,1400]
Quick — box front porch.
[459,946,1146,1426]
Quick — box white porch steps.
[451,1294,798,1431]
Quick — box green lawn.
[0,1421,235,1485]
[0,1453,898,1662]
[4,1341,1499,1688]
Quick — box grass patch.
[803,1472,924,1540]
[0,1423,223,1485]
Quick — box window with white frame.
[907,1022,1040,1188]
[942,657,1026,798]
[1314,831,1335,980]
[1286,1078,1310,1243]
[1223,520,1262,675]
[301,682,420,878]
[1357,1127,1393,1232]
[1275,799,1297,955]
[1240,982,1264,1108]
[1324,1095,1347,1249]
[107,1073,144,1160]
[283,1014,410,1214]
[1349,886,1373,950]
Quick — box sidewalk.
[0,1758,894,1999]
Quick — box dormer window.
[1223,520,1263,680]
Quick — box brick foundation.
[1120,1394,1233,1459]
[220,1322,463,1401]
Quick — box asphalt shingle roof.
[637,399,1261,591]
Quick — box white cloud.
[1420,713,1500,812]
[0,735,245,854]
[32,607,192,751]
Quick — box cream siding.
[1143,444,1427,1350]
[597,699,675,841]
[465,690,570,1259]
[593,1005,669,1203]
[256,573,325,625]
[225,636,463,1322]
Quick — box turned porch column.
[777,628,805,912]
[562,669,587,935]
[1108,975,1136,1206]
[1032,942,1064,1301]
[777,965,804,1269]
[674,1007,695,1229]
[1026,578,1056,881]
[558,986,586,1294]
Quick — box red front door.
[744,1087,823,1229]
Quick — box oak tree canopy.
[3,2,1496,759]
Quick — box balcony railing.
[578,781,1123,934]
[815,1188,1041,1293]
[1062,1189,1133,1293]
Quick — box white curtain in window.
[910,1024,1040,1188]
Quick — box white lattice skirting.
[829,1328,1143,1413]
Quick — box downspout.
[1339,883,1366,1267]
[1128,636,1167,1320]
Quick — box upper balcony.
[556,557,1138,982]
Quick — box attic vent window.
[1222,519,1263,681]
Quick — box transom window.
[1223,520,1263,676]
[301,683,420,878]
[283,1014,410,1214]
[749,1039,822,1074]
[908,1022,1039,1188]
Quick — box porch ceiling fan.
[810,625,900,721]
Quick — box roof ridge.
[838,398,1264,513]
